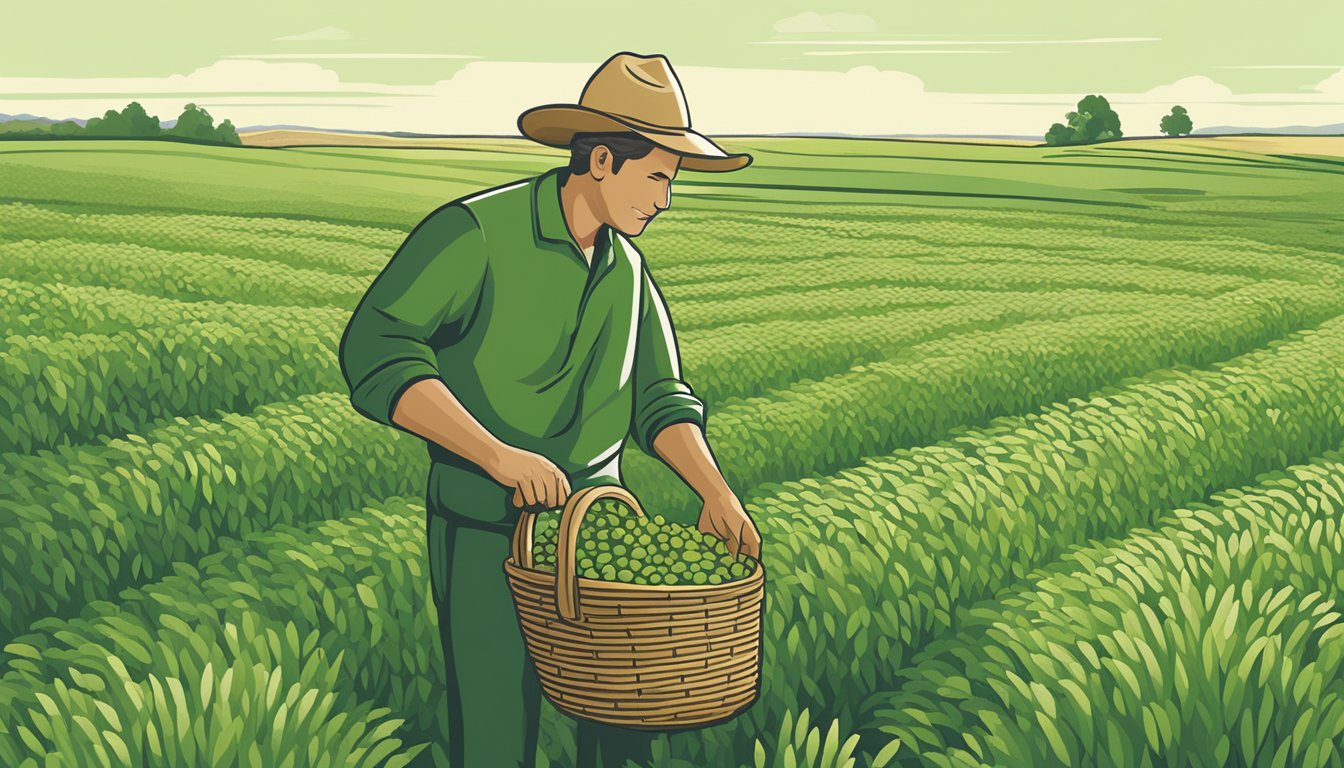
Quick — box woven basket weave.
[503,484,764,729]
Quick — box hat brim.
[518,104,752,173]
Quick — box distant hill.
[0,113,182,129]
[235,123,427,136]
[1194,122,1344,136]
[238,127,1044,149]
[239,124,1047,141]
[0,113,86,126]
[8,110,1343,145]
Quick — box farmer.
[338,51,763,768]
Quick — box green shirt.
[338,165,706,525]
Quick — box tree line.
[0,101,241,145]
[1044,96,1194,146]
[1,96,1199,148]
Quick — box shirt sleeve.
[629,261,707,455]
[338,204,487,429]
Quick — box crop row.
[688,279,1338,406]
[4,280,1335,640]
[0,273,1186,342]
[0,235,1257,323]
[685,274,1295,332]
[7,311,1342,766]
[0,497,557,768]
[0,203,392,276]
[717,312,1344,757]
[1015,234,1344,285]
[0,498,435,768]
[0,395,426,640]
[0,238,368,309]
[895,240,1341,286]
[0,489,893,768]
[0,323,342,454]
[649,214,1344,284]
[656,202,1159,242]
[625,280,1344,521]
[0,155,438,230]
[0,294,1052,454]
[3,276,1234,454]
[0,201,403,251]
[0,278,352,340]
[0,199,403,246]
[862,450,1344,767]
[652,206,1180,251]
[677,287,1191,405]
[657,255,1253,304]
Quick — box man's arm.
[337,204,570,509]
[630,264,761,558]
[338,204,486,431]
[650,421,731,502]
[650,421,760,559]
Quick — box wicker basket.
[502,483,764,729]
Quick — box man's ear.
[590,146,610,180]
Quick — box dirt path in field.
[1179,135,1344,158]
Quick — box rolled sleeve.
[339,204,487,428]
[629,263,706,455]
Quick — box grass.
[1,135,1341,767]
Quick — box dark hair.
[567,131,659,176]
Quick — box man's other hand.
[485,444,572,510]
[697,490,762,560]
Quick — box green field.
[2,135,1344,767]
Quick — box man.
[338,52,763,768]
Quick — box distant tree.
[85,106,131,137]
[79,102,159,137]
[0,120,49,136]
[121,101,162,136]
[168,103,219,141]
[1044,122,1074,146]
[1064,109,1090,141]
[2,100,240,145]
[1043,94,1124,145]
[1076,94,1122,141]
[214,118,242,146]
[1160,105,1193,137]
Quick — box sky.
[2,1,1342,137]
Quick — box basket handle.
[557,485,646,623]
[510,484,646,624]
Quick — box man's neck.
[558,172,604,252]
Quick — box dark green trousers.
[428,511,659,768]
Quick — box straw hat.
[517,52,752,173]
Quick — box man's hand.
[484,444,571,511]
[697,488,762,560]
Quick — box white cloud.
[3,58,1343,137]
[0,59,351,95]
[773,12,878,34]
[1130,75,1235,103]
[1313,67,1344,95]
[167,59,346,92]
[274,26,351,42]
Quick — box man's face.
[591,145,680,236]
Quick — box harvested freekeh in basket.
[529,498,755,585]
